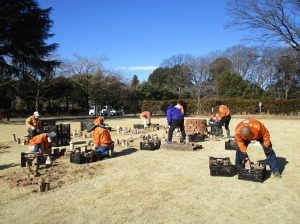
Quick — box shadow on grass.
[0,163,19,171]
[113,147,138,158]
[258,156,288,179]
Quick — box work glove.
[241,153,250,165]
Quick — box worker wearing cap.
[93,116,105,126]
[26,111,42,138]
[86,120,114,158]
[235,118,281,178]
[28,132,56,155]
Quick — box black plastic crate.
[47,125,59,147]
[59,124,71,146]
[210,164,237,177]
[70,152,86,164]
[209,157,231,167]
[225,140,237,150]
[134,124,145,129]
[209,157,236,177]
[188,134,206,142]
[21,153,41,167]
[140,140,160,150]
[41,119,56,131]
[237,162,266,183]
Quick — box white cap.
[33,111,39,117]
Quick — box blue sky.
[39,0,245,81]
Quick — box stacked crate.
[47,124,71,147]
[41,119,56,132]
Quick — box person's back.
[175,102,184,115]
[93,127,113,147]
[166,106,183,125]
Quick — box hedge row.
[141,98,300,116]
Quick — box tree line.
[0,0,299,116]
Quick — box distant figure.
[140,111,151,128]
[28,132,56,155]
[216,101,231,138]
[25,111,42,139]
[166,104,185,144]
[235,118,282,178]
[175,101,184,115]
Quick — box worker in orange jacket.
[140,111,151,128]
[86,121,114,158]
[216,101,231,138]
[28,132,56,155]
[235,118,281,178]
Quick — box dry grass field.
[0,115,299,224]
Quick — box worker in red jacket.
[235,118,281,178]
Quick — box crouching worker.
[28,132,56,155]
[25,111,43,139]
[235,118,282,178]
[86,122,114,158]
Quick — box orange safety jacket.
[140,111,151,123]
[218,105,230,118]
[92,127,113,147]
[29,133,51,149]
[235,118,271,153]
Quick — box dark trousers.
[218,115,231,130]
[168,118,185,141]
[235,138,280,172]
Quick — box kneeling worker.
[87,120,114,158]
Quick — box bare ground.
[0,115,299,224]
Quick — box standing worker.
[235,118,282,178]
[216,101,231,138]
[166,104,185,144]
[26,111,43,139]
[175,101,184,115]
[140,111,151,128]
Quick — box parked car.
[100,105,112,116]
[110,108,123,116]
